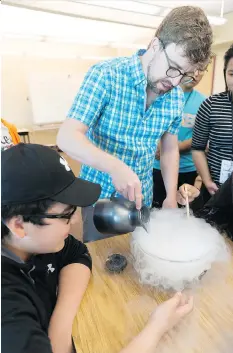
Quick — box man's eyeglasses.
[158,39,195,85]
[23,206,77,225]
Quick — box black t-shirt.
[1,235,92,353]
[193,173,233,240]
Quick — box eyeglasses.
[158,39,195,85]
[23,206,77,225]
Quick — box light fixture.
[207,0,227,27]
[47,37,109,46]
[212,0,227,26]
[2,32,109,46]
[207,16,227,26]
[0,50,25,56]
[0,49,79,59]
[110,42,147,49]
[31,53,78,59]
[79,55,112,61]
[79,0,162,15]
[2,33,44,41]
[2,31,148,50]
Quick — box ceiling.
[3,0,233,27]
[1,0,233,50]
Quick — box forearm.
[48,264,91,353]
[57,120,122,175]
[120,322,163,353]
[194,175,202,190]
[160,139,179,199]
[178,138,192,152]
[192,150,212,185]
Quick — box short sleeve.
[192,97,212,151]
[57,235,92,271]
[2,286,53,353]
[167,90,184,135]
[167,113,182,135]
[67,65,110,129]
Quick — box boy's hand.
[204,180,218,196]
[148,292,194,335]
[177,183,200,205]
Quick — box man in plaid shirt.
[58,6,213,242]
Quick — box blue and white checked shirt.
[67,50,184,207]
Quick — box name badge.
[220,159,233,184]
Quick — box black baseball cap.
[1,143,101,207]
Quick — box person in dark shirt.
[177,173,233,240]
[1,143,193,353]
[191,44,233,198]
[1,143,101,353]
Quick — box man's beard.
[147,63,173,94]
[147,78,162,94]
[147,77,173,94]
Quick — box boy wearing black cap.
[1,143,193,353]
[1,143,101,353]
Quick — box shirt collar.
[129,50,183,102]
[130,49,147,87]
[1,245,24,264]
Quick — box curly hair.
[155,6,213,67]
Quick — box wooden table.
[72,235,233,353]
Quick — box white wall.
[213,12,233,46]
[211,12,233,94]
[1,33,233,129]
[1,39,134,129]
[2,54,90,128]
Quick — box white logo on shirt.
[1,123,14,151]
[60,157,71,171]
[181,113,196,128]
[47,264,55,273]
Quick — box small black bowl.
[105,254,128,273]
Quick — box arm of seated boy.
[48,235,92,353]
[120,292,194,353]
[2,287,53,353]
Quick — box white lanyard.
[219,92,233,184]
